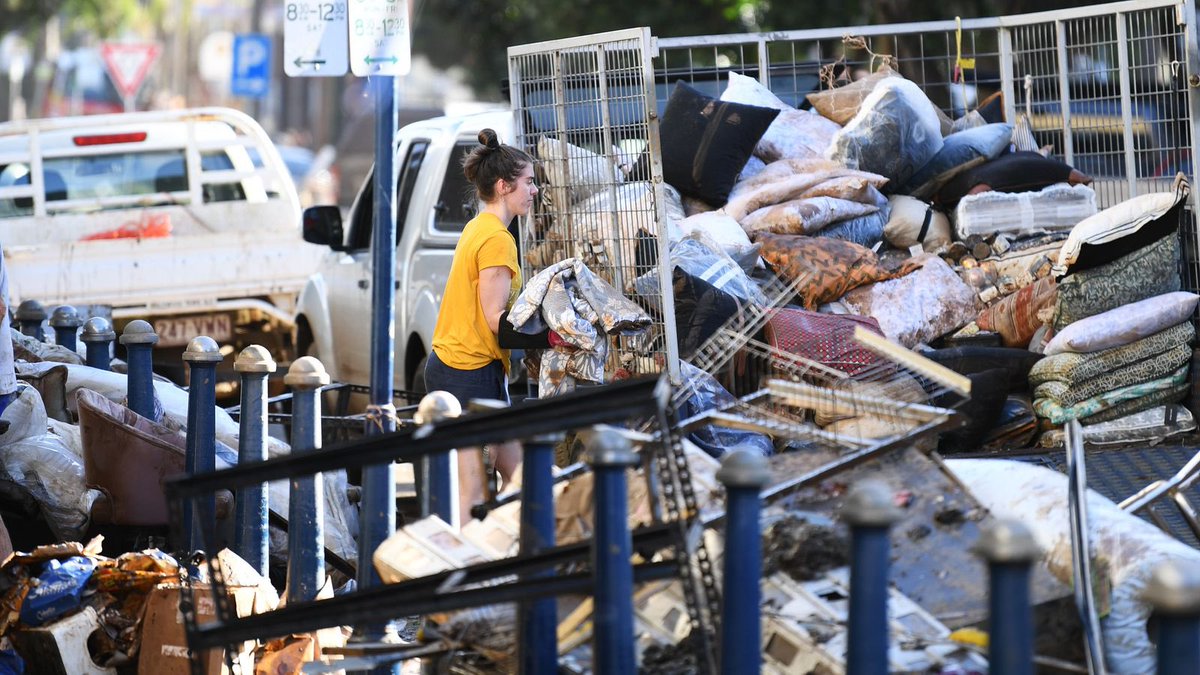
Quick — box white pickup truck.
[0,108,324,374]
[294,109,516,393]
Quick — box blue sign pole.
[353,73,398,672]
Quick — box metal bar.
[233,347,275,577]
[186,530,677,649]
[120,321,158,420]
[1183,0,1200,212]
[978,520,1039,675]
[81,317,115,371]
[844,482,902,675]
[718,451,770,674]
[1055,21,1076,166]
[518,436,559,673]
[1120,448,1200,513]
[1115,13,1138,196]
[589,433,639,674]
[49,306,81,353]
[1065,420,1107,675]
[167,376,668,499]
[183,339,221,552]
[999,27,1018,125]
[284,358,329,605]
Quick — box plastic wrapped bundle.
[954,183,1097,239]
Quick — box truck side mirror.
[303,206,345,251]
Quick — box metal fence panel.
[508,29,681,383]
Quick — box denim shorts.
[424,350,510,408]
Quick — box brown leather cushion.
[17,364,70,423]
[77,388,188,526]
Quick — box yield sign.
[100,42,161,99]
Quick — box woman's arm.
[478,265,513,334]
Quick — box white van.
[0,107,324,364]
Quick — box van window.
[433,141,477,233]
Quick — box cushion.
[806,66,899,126]
[812,208,887,249]
[1030,321,1194,387]
[1043,291,1200,355]
[1033,366,1188,424]
[1053,179,1189,277]
[838,254,979,349]
[676,211,757,261]
[756,233,904,310]
[671,266,741,360]
[536,136,622,208]
[1079,383,1189,426]
[1052,232,1180,330]
[826,78,944,189]
[883,195,951,252]
[633,236,767,309]
[976,276,1057,348]
[725,168,888,222]
[901,123,1013,200]
[1033,343,1191,407]
[935,151,1092,208]
[659,81,780,206]
[720,72,841,163]
[740,196,880,237]
[920,345,1045,394]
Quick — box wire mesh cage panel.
[508,29,681,382]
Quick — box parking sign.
[232,34,272,98]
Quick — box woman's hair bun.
[478,128,500,150]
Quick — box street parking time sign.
[348,0,411,76]
[284,1,350,77]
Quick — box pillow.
[806,66,899,125]
[838,254,979,349]
[671,266,742,359]
[756,233,903,310]
[676,211,757,261]
[935,151,1092,208]
[1054,179,1189,277]
[740,196,880,237]
[1033,366,1188,424]
[1029,321,1195,387]
[901,123,1013,200]
[976,276,1057,348]
[814,208,887,249]
[1052,232,1180,330]
[826,78,944,189]
[633,236,768,309]
[537,136,623,207]
[1043,291,1200,355]
[659,81,779,206]
[1078,383,1190,426]
[1033,343,1191,407]
[883,195,951,252]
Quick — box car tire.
[410,355,428,395]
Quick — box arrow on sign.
[293,57,327,68]
[364,55,399,65]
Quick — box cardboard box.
[136,583,266,675]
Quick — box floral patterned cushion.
[1033,343,1190,406]
[1052,233,1180,330]
[1033,366,1188,424]
[1029,321,1195,387]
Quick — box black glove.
[497,310,551,349]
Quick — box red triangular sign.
[101,43,161,100]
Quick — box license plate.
[152,314,233,348]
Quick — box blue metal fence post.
[975,519,1039,675]
[233,345,275,578]
[15,300,45,341]
[718,449,771,674]
[353,72,399,670]
[843,480,903,675]
[1145,560,1200,675]
[285,356,329,604]
[414,392,461,525]
[519,432,561,674]
[49,305,82,353]
[183,337,223,552]
[80,317,115,371]
[587,428,638,674]
[120,320,158,420]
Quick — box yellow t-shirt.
[431,212,521,373]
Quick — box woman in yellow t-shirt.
[425,128,563,518]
